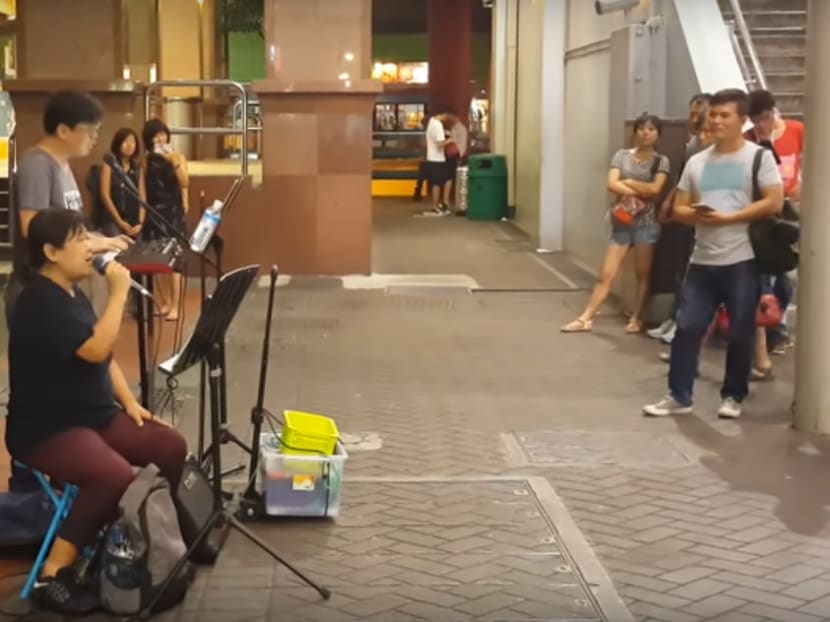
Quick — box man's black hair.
[43,91,103,136]
[142,118,171,152]
[633,112,662,135]
[689,92,713,106]
[710,88,749,117]
[27,209,86,269]
[748,89,777,118]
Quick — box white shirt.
[425,117,446,162]
[678,143,782,266]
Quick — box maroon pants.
[23,412,187,549]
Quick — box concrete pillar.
[793,0,830,434]
[537,0,567,252]
[428,0,473,117]
[490,0,518,208]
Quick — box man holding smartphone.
[643,88,783,420]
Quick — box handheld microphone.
[92,253,153,298]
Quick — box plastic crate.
[259,434,347,518]
[280,410,339,456]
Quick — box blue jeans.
[669,260,761,406]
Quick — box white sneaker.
[660,323,677,344]
[643,396,693,417]
[717,397,742,419]
[647,319,674,340]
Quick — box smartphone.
[693,202,714,212]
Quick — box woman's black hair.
[633,113,662,135]
[27,209,86,269]
[141,118,170,152]
[110,127,141,168]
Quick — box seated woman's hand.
[125,400,170,428]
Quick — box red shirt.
[745,120,804,197]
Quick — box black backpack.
[748,148,799,275]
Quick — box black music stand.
[146,265,330,617]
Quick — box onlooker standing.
[141,118,189,321]
[424,109,455,215]
[643,89,783,420]
[745,89,804,374]
[446,113,468,214]
[648,99,714,343]
[97,128,145,238]
[561,113,669,334]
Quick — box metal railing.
[144,79,250,175]
[727,20,754,88]
[727,0,768,90]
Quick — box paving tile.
[724,587,804,610]
[3,208,826,621]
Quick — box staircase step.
[771,92,805,115]
[722,10,806,30]
[750,36,808,57]
[757,53,805,72]
[720,0,806,10]
[763,72,805,93]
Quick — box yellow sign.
[0,0,15,18]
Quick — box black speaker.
[173,456,227,564]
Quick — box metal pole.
[793,0,830,434]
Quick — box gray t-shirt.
[610,148,670,227]
[12,147,83,277]
[678,142,781,266]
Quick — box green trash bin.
[467,154,507,221]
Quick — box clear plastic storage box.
[258,434,347,517]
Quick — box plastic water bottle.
[190,199,223,253]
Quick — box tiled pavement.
[2,199,830,621]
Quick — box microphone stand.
[108,160,250,482]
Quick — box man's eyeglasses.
[76,123,101,137]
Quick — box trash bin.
[455,165,469,213]
[467,154,507,220]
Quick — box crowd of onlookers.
[561,88,803,420]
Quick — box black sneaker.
[33,567,99,614]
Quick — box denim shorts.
[610,222,660,246]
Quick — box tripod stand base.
[139,506,331,617]
[236,492,267,522]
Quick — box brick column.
[427,0,473,117]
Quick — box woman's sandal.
[625,318,642,334]
[561,318,593,333]
[751,366,775,381]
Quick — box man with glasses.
[4,90,131,491]
[745,90,804,364]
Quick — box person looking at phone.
[140,118,188,321]
[643,88,783,420]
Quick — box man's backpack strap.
[751,147,764,202]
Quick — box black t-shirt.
[5,275,117,458]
